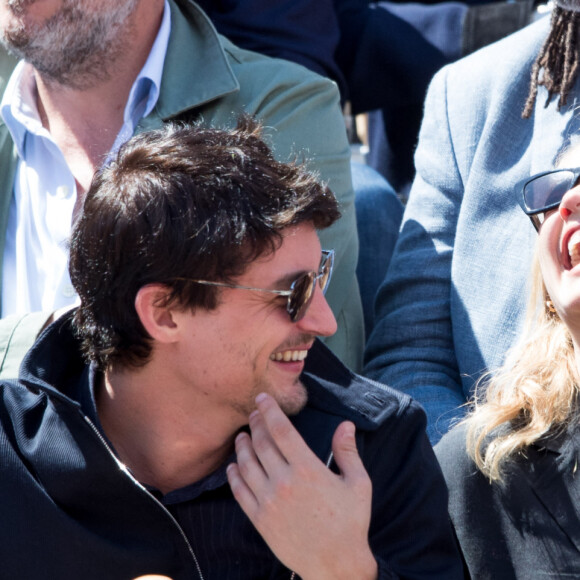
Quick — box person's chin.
[275,380,308,416]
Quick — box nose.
[295,285,337,337]
[560,185,580,221]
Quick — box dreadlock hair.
[523,5,580,118]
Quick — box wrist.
[300,549,378,580]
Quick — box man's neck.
[97,366,242,496]
[33,0,165,201]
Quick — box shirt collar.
[0,61,40,158]
[123,0,171,127]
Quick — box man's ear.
[135,284,179,344]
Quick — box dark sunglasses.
[174,249,334,322]
[517,167,580,231]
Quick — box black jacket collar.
[19,311,407,439]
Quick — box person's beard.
[0,0,139,90]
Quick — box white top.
[0,1,171,316]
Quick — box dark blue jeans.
[352,162,403,340]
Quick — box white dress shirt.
[0,1,171,316]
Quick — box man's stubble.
[0,0,139,89]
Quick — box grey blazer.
[436,425,580,579]
[364,15,580,442]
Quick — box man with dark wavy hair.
[0,120,463,579]
[0,0,363,377]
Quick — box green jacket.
[0,0,363,377]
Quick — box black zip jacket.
[0,315,463,579]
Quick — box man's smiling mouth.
[269,350,308,362]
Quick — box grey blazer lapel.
[524,432,580,553]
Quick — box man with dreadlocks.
[364,3,580,444]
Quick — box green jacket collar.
[138,0,239,130]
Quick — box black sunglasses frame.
[517,167,580,231]
[170,249,334,323]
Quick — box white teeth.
[569,231,580,268]
[269,350,308,362]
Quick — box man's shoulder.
[303,339,425,433]
[0,376,64,450]
[219,33,341,106]
[414,16,552,194]
[434,16,549,98]
[0,375,50,411]
[170,0,341,111]
[0,312,53,381]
